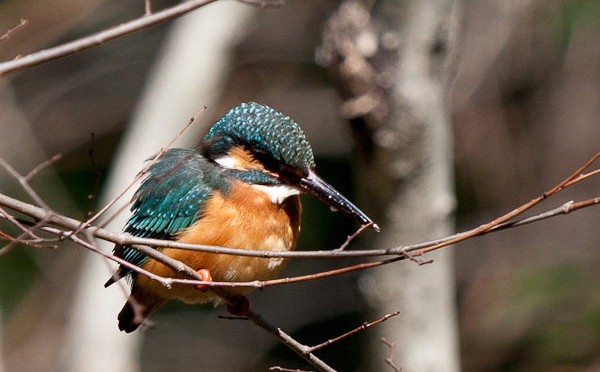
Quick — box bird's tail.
[118,291,165,333]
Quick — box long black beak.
[298,170,379,232]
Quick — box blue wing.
[108,148,226,284]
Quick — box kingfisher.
[105,102,377,332]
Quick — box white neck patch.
[252,184,300,204]
[214,155,238,169]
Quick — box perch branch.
[0,152,598,371]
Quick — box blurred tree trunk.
[60,3,255,371]
[320,0,461,370]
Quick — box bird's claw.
[195,268,213,292]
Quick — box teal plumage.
[108,148,230,284]
[204,102,316,172]
[107,102,377,332]
[108,102,318,285]
[125,149,224,238]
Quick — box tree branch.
[0,18,28,43]
[0,0,221,76]
[307,311,400,353]
[0,151,598,371]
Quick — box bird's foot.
[226,295,250,316]
[195,268,213,292]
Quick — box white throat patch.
[252,184,300,204]
[214,155,238,169]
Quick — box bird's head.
[202,102,378,230]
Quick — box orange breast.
[138,180,301,304]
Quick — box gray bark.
[361,1,461,370]
[319,0,461,370]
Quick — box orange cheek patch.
[227,146,266,171]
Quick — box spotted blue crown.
[203,102,316,173]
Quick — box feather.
[108,148,231,282]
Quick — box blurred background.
[0,0,599,371]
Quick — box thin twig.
[1,153,599,371]
[0,206,41,240]
[0,230,14,242]
[24,153,63,182]
[484,197,600,233]
[380,337,401,372]
[564,168,600,187]
[166,257,404,289]
[0,210,51,255]
[1,189,599,262]
[0,19,28,43]
[88,106,207,229]
[0,157,61,255]
[0,0,220,76]
[12,216,401,289]
[244,309,337,372]
[269,367,313,372]
[336,222,373,251]
[307,312,400,352]
[238,0,286,9]
[0,218,56,255]
[411,151,600,256]
[0,196,334,370]
[0,157,52,210]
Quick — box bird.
[105,102,377,332]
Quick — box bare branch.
[307,312,400,353]
[269,367,313,372]
[24,153,63,182]
[244,309,337,372]
[1,185,599,263]
[0,157,52,210]
[336,222,374,251]
[0,190,336,371]
[0,218,56,256]
[380,338,401,372]
[0,18,28,43]
[238,0,286,9]
[411,151,600,256]
[0,0,221,76]
[0,206,41,240]
[484,197,600,233]
[88,107,207,229]
[166,257,404,289]
[0,151,598,371]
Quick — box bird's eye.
[249,148,280,173]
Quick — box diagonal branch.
[0,0,221,76]
[0,18,28,43]
[409,151,600,256]
[307,311,400,353]
[0,152,599,371]
[87,106,207,229]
